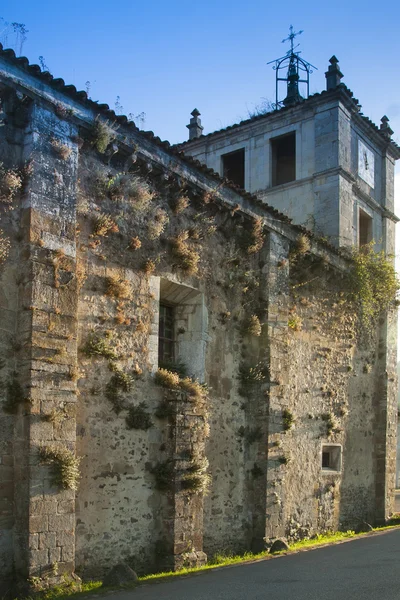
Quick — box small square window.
[221,148,245,188]
[321,445,341,472]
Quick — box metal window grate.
[158,304,175,363]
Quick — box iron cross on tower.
[268,25,315,108]
[282,25,304,55]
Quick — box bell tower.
[268,25,316,108]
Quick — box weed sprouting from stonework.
[75,261,87,290]
[105,369,133,413]
[348,242,400,329]
[126,402,153,430]
[50,137,72,160]
[247,218,264,254]
[92,117,115,153]
[321,412,341,436]
[292,234,311,258]
[171,195,190,214]
[158,358,187,377]
[143,258,156,275]
[155,368,180,388]
[105,274,132,300]
[170,231,200,275]
[0,162,22,205]
[244,314,262,336]
[0,229,10,264]
[181,456,211,494]
[82,334,118,360]
[288,314,302,331]
[39,446,81,490]
[129,236,142,250]
[55,103,75,120]
[282,408,294,431]
[151,459,175,491]
[43,408,67,426]
[219,311,231,324]
[148,208,169,239]
[93,212,119,237]
[179,378,208,403]
[110,369,133,392]
[106,173,155,210]
[126,176,154,210]
[154,369,207,403]
[239,362,269,384]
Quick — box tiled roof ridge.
[176,84,400,157]
[0,43,345,258]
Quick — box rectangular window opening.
[271,132,296,186]
[359,209,372,248]
[222,148,245,188]
[321,445,342,472]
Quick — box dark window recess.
[321,445,341,472]
[222,148,245,188]
[359,210,372,247]
[322,452,331,469]
[158,304,175,364]
[271,132,296,186]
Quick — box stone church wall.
[0,50,397,593]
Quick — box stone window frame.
[149,276,209,382]
[221,147,246,188]
[358,207,373,248]
[321,444,342,473]
[270,130,297,187]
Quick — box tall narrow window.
[271,132,296,186]
[359,209,372,248]
[222,148,245,188]
[158,304,175,365]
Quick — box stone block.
[56,530,74,547]
[48,513,74,532]
[61,545,75,562]
[30,499,58,515]
[39,531,57,550]
[29,534,39,551]
[29,515,48,533]
[49,547,62,563]
[29,548,49,568]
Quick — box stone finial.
[186,108,204,141]
[325,56,343,91]
[380,115,394,138]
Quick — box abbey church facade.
[0,40,399,594]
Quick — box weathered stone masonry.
[0,46,398,594]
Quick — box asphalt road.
[111,529,400,600]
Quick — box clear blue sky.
[1,1,400,147]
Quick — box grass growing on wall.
[348,242,400,328]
